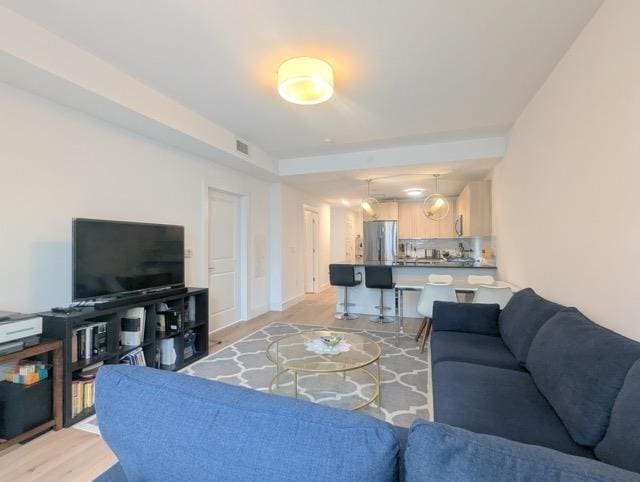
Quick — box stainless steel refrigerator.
[363,220,397,264]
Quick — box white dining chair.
[428,274,454,284]
[467,274,495,285]
[473,285,513,309]
[415,283,457,353]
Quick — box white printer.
[0,311,43,354]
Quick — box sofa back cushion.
[433,301,501,336]
[405,420,640,482]
[499,288,565,364]
[96,365,399,482]
[527,309,640,447]
[595,360,640,473]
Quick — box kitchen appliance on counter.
[363,221,397,264]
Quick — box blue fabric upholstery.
[527,308,640,447]
[405,421,640,482]
[499,288,565,364]
[595,360,640,473]
[96,365,400,482]
[431,331,523,371]
[432,301,500,336]
[433,361,593,458]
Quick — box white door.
[345,218,355,263]
[208,191,241,330]
[304,209,319,293]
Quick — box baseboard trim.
[282,293,305,311]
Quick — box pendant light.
[423,174,450,221]
[361,179,379,219]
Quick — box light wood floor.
[0,288,421,481]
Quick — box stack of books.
[71,363,101,417]
[71,322,108,362]
[120,347,146,366]
[1,360,49,385]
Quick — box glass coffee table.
[266,330,381,410]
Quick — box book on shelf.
[72,322,108,363]
[121,307,145,346]
[119,347,146,366]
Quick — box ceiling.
[283,158,499,205]
[1,0,602,160]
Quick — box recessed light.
[323,137,333,143]
[341,199,350,206]
[404,188,425,197]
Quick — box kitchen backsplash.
[398,236,497,264]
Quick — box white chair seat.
[472,285,513,309]
[417,283,458,318]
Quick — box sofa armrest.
[405,421,640,482]
[432,301,500,336]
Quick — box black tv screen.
[73,218,185,301]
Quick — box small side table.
[0,339,63,451]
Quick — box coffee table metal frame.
[266,330,382,411]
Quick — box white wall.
[330,206,362,263]
[493,0,640,340]
[0,82,271,319]
[271,183,331,309]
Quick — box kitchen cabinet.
[455,181,492,237]
[364,201,398,221]
[397,198,456,239]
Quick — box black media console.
[41,287,209,427]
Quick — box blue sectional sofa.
[95,288,640,481]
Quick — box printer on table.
[0,311,43,355]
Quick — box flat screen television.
[73,218,185,301]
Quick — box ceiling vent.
[236,139,249,156]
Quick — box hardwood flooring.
[0,288,421,481]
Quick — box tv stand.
[41,287,208,427]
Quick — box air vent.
[236,139,249,156]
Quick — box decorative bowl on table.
[320,334,342,347]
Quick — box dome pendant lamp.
[361,179,379,219]
[423,174,450,221]
[278,57,334,105]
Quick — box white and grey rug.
[73,322,432,434]
[184,322,432,427]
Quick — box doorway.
[208,190,242,330]
[303,208,320,293]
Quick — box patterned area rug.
[73,322,432,434]
[184,322,432,427]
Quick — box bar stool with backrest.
[463,274,496,302]
[365,265,396,323]
[473,285,513,309]
[329,264,362,320]
[415,283,458,353]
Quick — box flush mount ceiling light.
[278,57,334,105]
[423,174,450,221]
[404,188,425,198]
[361,179,379,219]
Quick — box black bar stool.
[365,265,396,323]
[329,264,362,320]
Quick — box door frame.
[303,205,320,294]
[202,185,249,330]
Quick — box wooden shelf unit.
[41,287,209,427]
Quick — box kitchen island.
[335,262,501,318]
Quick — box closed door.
[208,191,240,330]
[304,209,319,293]
[345,219,354,262]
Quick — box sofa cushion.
[433,361,593,458]
[96,365,400,482]
[499,288,565,364]
[431,331,524,371]
[432,301,500,336]
[527,308,640,447]
[405,421,640,482]
[595,359,640,472]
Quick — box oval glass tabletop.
[266,330,381,373]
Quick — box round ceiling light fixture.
[423,174,450,221]
[404,188,425,198]
[278,57,334,105]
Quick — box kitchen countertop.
[352,261,497,269]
